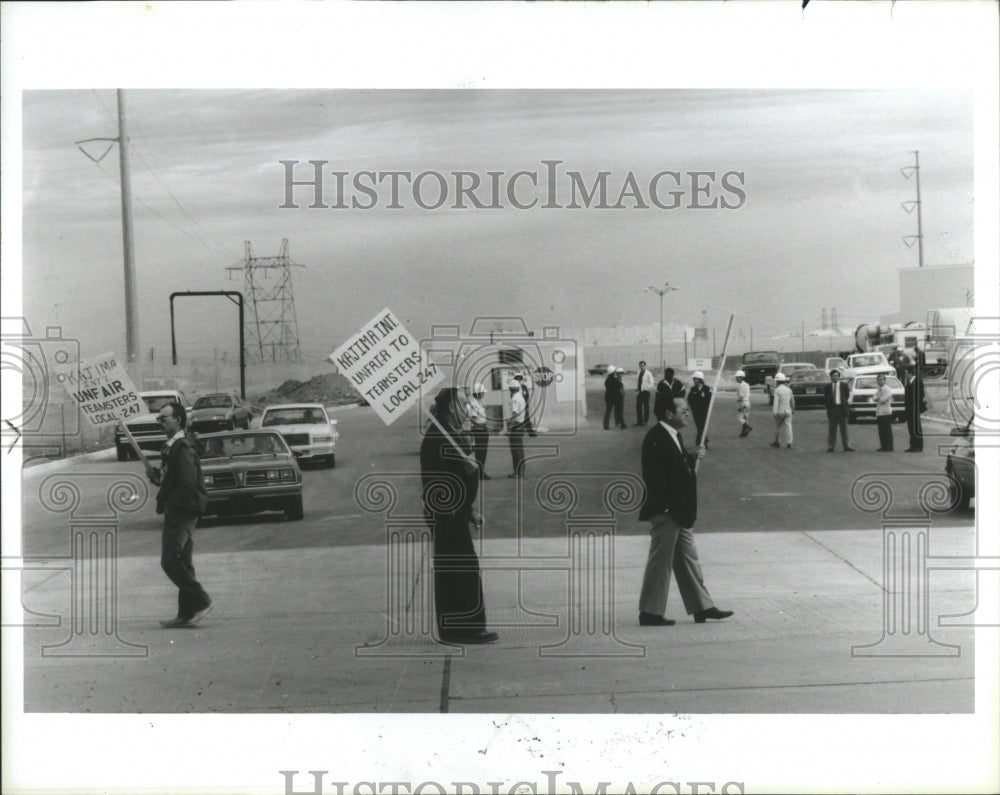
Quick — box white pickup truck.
[842,352,895,379]
[115,390,190,461]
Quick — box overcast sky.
[21,88,974,361]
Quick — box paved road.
[20,386,972,560]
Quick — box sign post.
[694,314,734,474]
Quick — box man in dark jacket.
[823,369,854,452]
[686,370,711,447]
[904,367,925,452]
[636,389,733,627]
[147,401,212,628]
[603,365,621,430]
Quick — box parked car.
[740,351,781,386]
[847,374,905,423]
[787,369,831,408]
[188,392,253,434]
[198,429,304,520]
[945,420,975,511]
[256,403,339,467]
[115,389,190,461]
[843,352,895,378]
[588,363,611,376]
[824,356,849,374]
[777,362,818,378]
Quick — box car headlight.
[313,435,333,443]
[203,475,214,486]
[265,468,296,481]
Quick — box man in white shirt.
[769,372,795,449]
[735,370,752,437]
[634,360,655,426]
[507,380,527,478]
[465,383,491,479]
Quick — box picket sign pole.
[422,405,479,467]
[694,313,735,474]
[118,420,153,473]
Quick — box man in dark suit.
[146,401,212,628]
[602,365,618,430]
[637,388,733,626]
[904,367,925,452]
[823,368,854,452]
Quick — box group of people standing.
[736,365,928,454]
[604,361,713,447]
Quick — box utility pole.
[901,150,924,268]
[76,90,140,384]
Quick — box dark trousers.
[636,391,650,425]
[161,510,211,620]
[827,410,850,449]
[432,512,486,634]
[470,426,489,475]
[906,410,923,451]
[876,415,894,451]
[692,415,708,446]
[603,399,615,429]
[614,397,625,428]
[508,423,526,475]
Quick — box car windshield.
[743,353,778,364]
[851,355,884,368]
[143,395,177,412]
[262,408,327,425]
[194,395,233,409]
[201,432,289,458]
[790,371,829,383]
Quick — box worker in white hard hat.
[687,370,711,448]
[465,382,491,479]
[734,370,752,437]
[769,372,795,449]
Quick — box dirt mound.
[252,372,362,408]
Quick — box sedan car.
[198,430,304,520]
[257,403,339,467]
[188,392,253,433]
[847,374,905,423]
[777,362,818,378]
[588,363,611,376]
[787,369,831,408]
[945,420,975,511]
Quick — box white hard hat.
[692,371,705,380]
[607,365,616,374]
[473,383,485,393]
[775,372,787,382]
[616,367,625,373]
[896,346,903,351]
[734,370,745,378]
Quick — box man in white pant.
[769,372,795,449]
[735,370,752,437]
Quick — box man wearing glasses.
[637,388,733,627]
[147,402,212,628]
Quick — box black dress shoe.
[438,630,500,645]
[639,611,676,627]
[694,607,734,623]
[844,447,855,452]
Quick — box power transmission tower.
[226,239,304,363]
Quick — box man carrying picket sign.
[146,401,213,628]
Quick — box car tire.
[948,476,971,512]
[326,454,336,468]
[116,444,130,462]
[285,495,305,521]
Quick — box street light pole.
[643,282,679,373]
